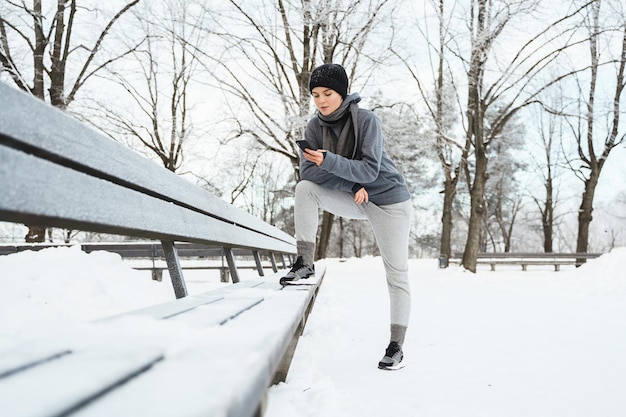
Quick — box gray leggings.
[295,180,412,327]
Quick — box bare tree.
[227,151,293,225]
[0,0,141,241]
[100,0,208,172]
[396,0,469,261]
[526,91,573,253]
[451,0,596,271]
[481,108,526,252]
[565,1,626,262]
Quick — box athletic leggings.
[294,180,412,327]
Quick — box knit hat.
[309,64,348,98]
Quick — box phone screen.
[296,140,316,151]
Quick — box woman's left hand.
[354,187,369,204]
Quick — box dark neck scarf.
[317,93,362,160]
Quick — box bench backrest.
[0,82,295,296]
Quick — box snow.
[1,245,625,416]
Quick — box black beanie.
[309,64,348,98]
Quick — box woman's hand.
[303,148,326,167]
[354,187,369,204]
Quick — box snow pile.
[0,246,173,336]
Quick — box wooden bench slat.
[102,295,225,322]
[101,280,265,323]
[67,285,316,417]
[169,296,265,327]
[0,347,164,417]
[0,146,294,253]
[0,83,294,245]
[0,343,71,379]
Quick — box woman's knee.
[295,179,315,195]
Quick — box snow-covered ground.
[1,246,625,416]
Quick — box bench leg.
[555,264,560,271]
[224,247,240,284]
[269,252,278,273]
[220,268,230,283]
[490,263,496,271]
[253,250,264,277]
[161,240,188,299]
[151,269,163,282]
[522,264,527,271]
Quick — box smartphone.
[296,140,316,151]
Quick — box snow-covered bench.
[0,269,325,417]
[0,81,296,294]
[0,82,320,416]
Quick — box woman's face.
[312,87,343,116]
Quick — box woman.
[280,63,413,370]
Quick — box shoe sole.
[378,363,405,371]
[279,272,315,286]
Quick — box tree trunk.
[462,147,488,272]
[575,173,598,264]
[24,226,47,243]
[48,0,70,109]
[542,176,554,252]
[439,179,455,258]
[338,217,345,258]
[316,211,334,260]
[460,0,489,272]
[32,0,45,99]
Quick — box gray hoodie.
[300,93,411,206]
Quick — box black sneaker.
[378,341,404,370]
[279,256,315,285]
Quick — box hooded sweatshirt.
[300,93,411,206]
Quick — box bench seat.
[478,258,576,271]
[448,253,600,271]
[0,267,325,417]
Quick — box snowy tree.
[450,0,594,271]
[395,0,467,260]
[97,0,210,172]
[526,92,572,253]
[560,0,626,261]
[396,0,597,269]
[482,108,526,252]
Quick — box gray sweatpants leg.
[294,180,412,328]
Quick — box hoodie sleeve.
[300,119,356,192]
[318,110,382,184]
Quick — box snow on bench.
[0,82,296,294]
[0,82,317,416]
[0,269,325,417]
